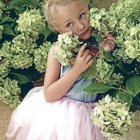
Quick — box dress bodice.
[60,65,98,102]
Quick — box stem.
[111,86,127,92]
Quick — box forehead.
[54,1,87,23]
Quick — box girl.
[6,0,114,139]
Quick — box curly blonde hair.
[44,0,88,29]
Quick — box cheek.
[55,26,69,34]
[85,17,90,26]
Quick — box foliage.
[87,0,140,139]
[0,0,53,107]
[86,0,140,111]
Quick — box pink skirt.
[6,87,107,140]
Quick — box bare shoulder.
[48,43,59,57]
[44,43,61,84]
[47,43,60,68]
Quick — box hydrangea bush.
[0,0,53,107]
[86,0,140,108]
[87,0,140,139]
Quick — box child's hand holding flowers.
[101,34,115,52]
[55,32,115,66]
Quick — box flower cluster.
[0,78,21,107]
[34,42,51,73]
[55,32,81,66]
[91,95,132,140]
[0,7,50,107]
[87,0,140,103]
[17,9,45,39]
[89,0,140,64]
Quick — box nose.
[77,21,85,31]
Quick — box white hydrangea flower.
[55,32,81,65]
[91,95,132,140]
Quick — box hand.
[72,44,93,75]
[101,34,115,52]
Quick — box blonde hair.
[44,0,88,29]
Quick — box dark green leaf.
[3,25,15,36]
[84,83,112,94]
[82,58,97,79]
[10,72,32,84]
[103,51,114,61]
[117,90,133,104]
[40,27,53,39]
[126,75,140,97]
[0,16,14,24]
[96,34,103,43]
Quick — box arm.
[44,44,93,102]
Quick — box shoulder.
[47,43,60,66]
[48,42,59,57]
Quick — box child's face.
[54,1,92,40]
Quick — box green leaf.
[84,83,112,94]
[10,72,32,84]
[40,26,53,39]
[117,90,133,104]
[3,25,15,36]
[96,34,103,43]
[126,75,140,97]
[0,16,14,24]
[82,58,97,79]
[103,51,114,62]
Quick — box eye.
[66,22,73,28]
[79,12,86,20]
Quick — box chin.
[80,34,91,40]
[79,27,92,40]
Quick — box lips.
[79,27,92,39]
[81,28,89,36]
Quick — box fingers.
[78,43,92,60]
[87,59,93,68]
[102,34,115,52]
[103,37,114,42]
[73,43,93,74]
[78,43,87,57]
[102,34,115,42]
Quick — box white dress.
[6,62,107,140]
